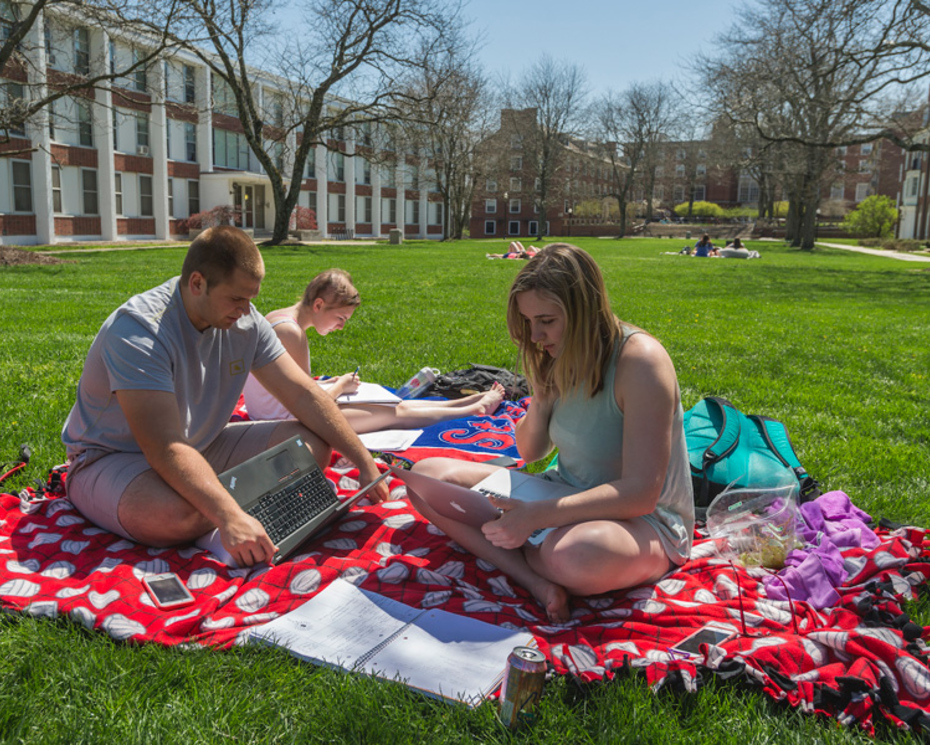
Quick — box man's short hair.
[181,226,264,287]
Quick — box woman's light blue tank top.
[547,327,694,563]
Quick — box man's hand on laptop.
[360,462,391,503]
[220,512,279,567]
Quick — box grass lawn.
[0,236,928,743]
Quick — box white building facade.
[0,4,444,245]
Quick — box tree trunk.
[617,196,627,238]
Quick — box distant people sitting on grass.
[61,227,389,568]
[242,269,505,430]
[487,241,540,260]
[693,234,718,257]
[718,237,761,259]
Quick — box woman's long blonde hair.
[506,243,621,398]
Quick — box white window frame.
[509,198,521,214]
[81,168,98,215]
[484,220,495,235]
[508,220,520,235]
[485,199,497,214]
[139,173,153,217]
[11,160,33,212]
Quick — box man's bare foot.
[478,382,506,415]
[529,576,571,624]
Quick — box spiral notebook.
[249,578,536,706]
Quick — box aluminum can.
[396,367,439,399]
[498,646,546,728]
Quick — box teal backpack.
[683,397,820,518]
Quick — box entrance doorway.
[232,184,266,230]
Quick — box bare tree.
[503,55,586,238]
[175,0,460,244]
[1,0,182,151]
[399,35,492,240]
[696,0,930,249]
[592,82,676,237]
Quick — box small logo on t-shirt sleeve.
[229,359,245,375]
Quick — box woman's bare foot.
[478,382,506,415]
[527,575,571,624]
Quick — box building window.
[73,27,90,76]
[52,166,62,213]
[306,153,316,179]
[363,196,372,223]
[676,148,687,160]
[431,201,442,225]
[108,39,115,75]
[858,160,870,173]
[184,123,196,161]
[830,183,844,200]
[486,179,497,192]
[509,198,521,214]
[383,165,396,188]
[485,199,497,214]
[411,200,420,224]
[511,134,523,149]
[528,220,538,236]
[388,198,396,224]
[654,166,664,178]
[509,177,521,192]
[510,156,522,171]
[855,183,869,202]
[139,174,153,216]
[11,160,32,212]
[135,112,149,152]
[696,164,707,176]
[692,185,706,201]
[77,99,93,147]
[183,65,196,103]
[115,172,123,215]
[508,221,520,235]
[738,176,759,203]
[329,151,345,181]
[836,146,847,156]
[112,109,119,150]
[82,169,98,215]
[861,142,873,155]
[484,220,495,235]
[306,191,316,214]
[362,159,371,185]
[675,164,685,177]
[168,178,174,217]
[165,119,172,159]
[908,176,919,198]
[132,48,147,92]
[337,193,346,222]
[4,81,25,137]
[188,180,199,215]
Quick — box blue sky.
[463,0,741,98]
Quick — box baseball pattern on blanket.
[2,466,930,733]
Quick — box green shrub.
[860,238,882,247]
[673,201,724,218]
[842,195,898,238]
[881,238,921,252]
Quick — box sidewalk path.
[42,239,380,255]
[814,241,930,263]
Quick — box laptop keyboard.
[247,470,336,543]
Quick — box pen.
[354,365,360,376]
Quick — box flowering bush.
[289,206,318,231]
[187,205,239,230]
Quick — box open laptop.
[388,464,580,546]
[196,435,391,567]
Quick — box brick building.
[0,4,444,245]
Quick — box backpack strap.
[696,397,741,505]
[749,414,822,501]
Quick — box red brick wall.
[117,218,156,235]
[54,217,101,236]
[0,138,33,157]
[213,113,245,134]
[0,215,37,236]
[114,154,153,174]
[168,162,200,179]
[355,223,373,234]
[166,102,198,124]
[328,182,346,194]
[111,87,152,113]
[50,144,98,168]
[355,184,373,196]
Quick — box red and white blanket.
[2,458,930,735]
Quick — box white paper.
[337,382,402,405]
[249,579,535,706]
[357,429,423,452]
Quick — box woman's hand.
[333,371,360,397]
[481,496,542,549]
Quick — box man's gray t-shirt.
[62,277,286,459]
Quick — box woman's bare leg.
[339,383,505,434]
[409,457,571,622]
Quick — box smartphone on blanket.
[142,572,195,609]
[671,622,736,658]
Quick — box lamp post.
[502,191,509,237]
[566,205,573,237]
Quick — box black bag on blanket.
[429,365,530,401]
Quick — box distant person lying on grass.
[718,237,760,259]
[242,269,504,431]
[405,243,694,623]
[486,241,540,260]
[61,227,389,568]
